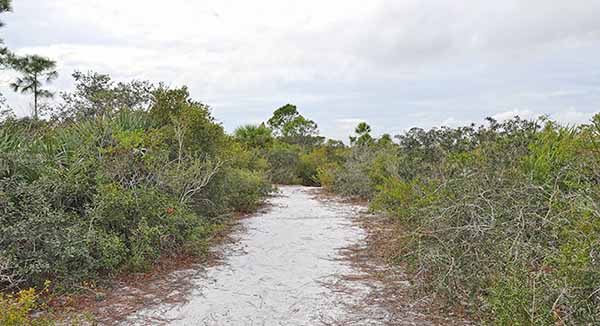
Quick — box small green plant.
[0,281,54,326]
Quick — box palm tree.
[10,55,58,120]
[234,123,274,149]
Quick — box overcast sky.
[2,0,600,140]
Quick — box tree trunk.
[33,83,37,120]
[33,73,38,120]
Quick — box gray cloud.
[1,0,599,140]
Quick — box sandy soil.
[72,186,471,325]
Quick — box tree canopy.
[267,104,321,146]
[51,71,155,121]
[349,122,374,145]
[10,55,58,119]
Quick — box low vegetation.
[1,2,598,323]
[0,73,272,320]
[233,106,600,324]
[2,75,599,324]
[320,117,600,324]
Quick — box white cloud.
[334,118,365,140]
[552,108,598,125]
[492,109,538,121]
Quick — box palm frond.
[113,109,153,131]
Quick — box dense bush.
[0,80,271,292]
[267,142,303,185]
[329,144,376,197]
[235,105,337,186]
[330,116,600,324]
[222,168,272,213]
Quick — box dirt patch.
[308,187,370,207]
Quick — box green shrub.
[0,178,93,288]
[331,145,377,198]
[316,162,340,190]
[328,116,600,324]
[223,168,272,212]
[94,231,128,271]
[267,142,302,184]
[0,83,271,293]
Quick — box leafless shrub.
[0,254,23,290]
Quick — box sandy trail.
[123,185,384,325]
